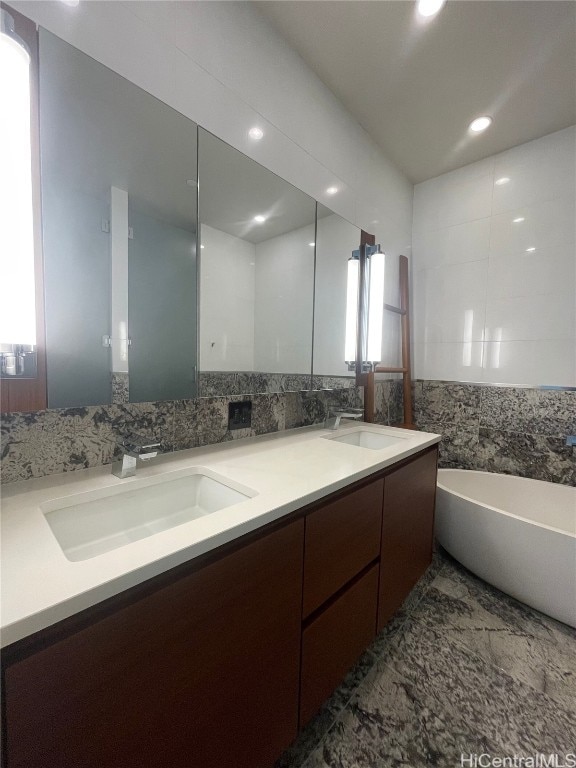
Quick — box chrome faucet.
[325,407,364,430]
[566,436,576,447]
[112,434,161,478]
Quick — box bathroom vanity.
[1,424,439,768]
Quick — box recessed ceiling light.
[60,0,80,5]
[526,247,536,252]
[326,186,338,195]
[200,245,205,249]
[417,0,446,18]
[513,217,525,223]
[309,242,315,247]
[248,126,264,141]
[495,177,510,186]
[468,116,492,134]
[253,214,267,223]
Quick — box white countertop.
[1,421,440,648]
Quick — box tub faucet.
[325,407,364,430]
[112,434,161,479]
[566,436,576,447]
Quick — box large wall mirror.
[40,30,198,408]
[35,28,366,410]
[198,128,316,397]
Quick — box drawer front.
[300,564,379,728]
[303,479,383,617]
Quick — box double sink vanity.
[1,421,440,768]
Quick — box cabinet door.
[5,520,304,768]
[300,564,379,727]
[303,479,383,617]
[378,448,438,632]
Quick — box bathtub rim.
[437,468,576,539]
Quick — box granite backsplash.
[5,378,571,486]
[1,386,373,485]
[414,380,576,486]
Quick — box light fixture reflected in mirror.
[344,244,386,369]
[344,255,359,365]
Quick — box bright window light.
[0,25,36,346]
[367,251,385,363]
[344,258,359,363]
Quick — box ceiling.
[255,1,576,183]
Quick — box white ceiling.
[255,1,576,183]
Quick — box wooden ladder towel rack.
[360,252,414,428]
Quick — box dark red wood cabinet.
[4,520,305,768]
[377,448,438,632]
[2,446,437,768]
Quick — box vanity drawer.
[302,479,383,617]
[300,563,379,727]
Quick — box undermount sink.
[326,428,411,451]
[42,468,256,562]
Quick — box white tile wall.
[412,126,576,386]
[199,225,255,371]
[254,224,315,373]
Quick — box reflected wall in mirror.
[198,129,316,397]
[40,30,198,408]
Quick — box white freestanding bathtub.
[436,469,576,628]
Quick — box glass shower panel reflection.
[40,30,111,407]
[128,204,197,403]
[39,30,198,408]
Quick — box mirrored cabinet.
[11,25,394,412]
[40,31,198,408]
[197,129,316,398]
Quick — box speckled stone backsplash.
[198,372,357,397]
[414,381,576,486]
[1,387,370,485]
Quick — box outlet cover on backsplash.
[228,400,252,431]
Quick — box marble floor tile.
[375,616,576,754]
[438,555,576,650]
[310,665,501,768]
[277,552,576,768]
[411,579,576,711]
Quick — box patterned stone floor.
[276,547,576,768]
